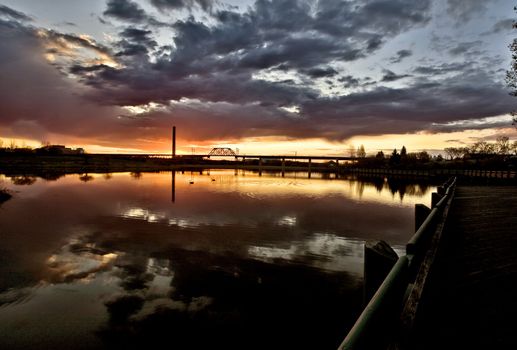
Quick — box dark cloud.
[390,49,412,63]
[102,0,170,27]
[115,27,157,56]
[0,4,32,22]
[482,18,514,35]
[0,16,125,146]
[149,0,215,12]
[413,62,472,75]
[301,67,338,79]
[380,69,411,82]
[104,0,148,22]
[0,0,513,148]
[448,40,482,56]
[298,72,515,138]
[447,0,497,23]
[77,0,433,96]
[338,75,362,88]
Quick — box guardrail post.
[364,240,399,305]
[431,192,443,207]
[415,204,431,231]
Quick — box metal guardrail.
[338,177,457,350]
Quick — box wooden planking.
[411,186,517,349]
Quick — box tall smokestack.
[172,126,176,158]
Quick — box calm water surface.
[0,170,435,349]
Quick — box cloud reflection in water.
[0,171,435,349]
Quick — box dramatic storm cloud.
[0,0,515,151]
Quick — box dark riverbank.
[1,153,515,184]
[0,189,11,202]
[0,153,333,173]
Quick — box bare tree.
[348,145,356,157]
[470,141,495,155]
[506,8,517,127]
[444,147,468,159]
[496,136,510,154]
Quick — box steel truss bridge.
[88,148,358,162]
[207,148,237,156]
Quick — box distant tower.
[172,126,176,158]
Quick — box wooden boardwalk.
[411,186,517,349]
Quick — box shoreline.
[1,154,515,184]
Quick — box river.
[0,170,435,349]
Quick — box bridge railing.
[337,177,457,350]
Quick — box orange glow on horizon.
[2,125,516,156]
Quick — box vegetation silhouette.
[10,176,36,186]
[506,8,517,127]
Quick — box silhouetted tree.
[375,151,385,159]
[469,141,495,155]
[389,149,400,165]
[495,136,510,154]
[400,146,407,159]
[417,151,430,162]
[444,147,469,159]
[507,8,517,126]
[11,176,36,185]
[79,174,94,182]
[357,145,366,158]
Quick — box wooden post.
[281,157,285,177]
[259,157,262,176]
[431,192,443,207]
[364,240,399,305]
[415,204,431,231]
[308,158,312,178]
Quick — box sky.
[0,0,516,155]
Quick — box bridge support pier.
[259,157,262,176]
[281,157,285,177]
[308,158,312,178]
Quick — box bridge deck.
[413,186,517,349]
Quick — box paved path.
[413,186,517,349]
